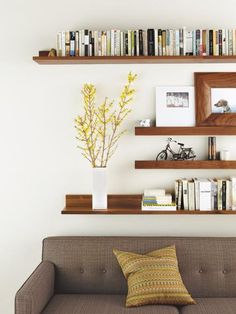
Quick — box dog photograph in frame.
[195,72,236,126]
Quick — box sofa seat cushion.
[42,294,180,314]
[179,298,236,314]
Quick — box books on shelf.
[142,189,176,211]
[175,177,236,211]
[56,28,236,57]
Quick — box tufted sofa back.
[42,236,236,297]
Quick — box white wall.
[2,0,236,312]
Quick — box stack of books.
[175,177,236,211]
[56,28,236,57]
[142,189,176,211]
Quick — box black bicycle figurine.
[156,138,196,161]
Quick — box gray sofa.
[15,236,236,314]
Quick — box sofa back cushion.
[42,236,236,297]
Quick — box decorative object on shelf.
[137,119,152,127]
[195,72,236,126]
[220,150,230,160]
[75,72,137,209]
[156,86,195,126]
[48,48,57,57]
[156,138,196,161]
[208,137,216,160]
[38,50,50,57]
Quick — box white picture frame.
[156,86,195,126]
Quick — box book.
[61,31,66,56]
[226,180,232,210]
[142,203,176,211]
[56,32,62,57]
[158,29,162,56]
[185,31,193,55]
[144,189,166,197]
[147,29,155,56]
[69,31,75,56]
[177,180,183,210]
[75,31,79,56]
[182,179,189,210]
[65,31,70,56]
[222,180,226,210]
[139,30,143,56]
[217,179,223,210]
[231,177,236,209]
[188,180,195,210]
[199,179,211,210]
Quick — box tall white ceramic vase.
[92,167,107,210]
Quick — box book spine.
[56,32,62,57]
[231,177,236,209]
[101,31,107,56]
[177,180,183,210]
[65,31,70,56]
[202,30,207,56]
[134,30,137,56]
[106,30,111,56]
[61,31,66,56]
[222,29,226,56]
[154,29,158,56]
[209,30,213,56]
[166,29,170,56]
[84,29,89,56]
[222,180,226,210]
[125,31,128,56]
[143,30,148,56]
[120,31,124,57]
[196,29,200,55]
[80,30,85,56]
[229,29,233,55]
[218,179,223,210]
[75,31,79,56]
[226,180,232,210]
[169,29,174,56]
[128,30,132,56]
[158,29,162,56]
[116,30,121,56]
[219,29,223,56]
[182,179,189,210]
[233,30,236,55]
[147,29,155,56]
[69,31,75,56]
[162,30,166,56]
[136,30,139,56]
[139,30,143,56]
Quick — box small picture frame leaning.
[195,72,236,126]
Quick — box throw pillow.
[113,245,195,307]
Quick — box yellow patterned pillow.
[113,245,195,307]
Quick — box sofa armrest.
[15,261,55,314]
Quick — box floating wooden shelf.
[33,56,236,65]
[62,194,236,214]
[135,126,236,136]
[135,160,236,169]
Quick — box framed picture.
[195,72,236,126]
[156,86,195,126]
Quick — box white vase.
[92,167,107,210]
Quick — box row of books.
[56,29,236,57]
[142,189,176,211]
[175,177,236,211]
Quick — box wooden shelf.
[33,56,236,65]
[135,126,236,136]
[62,194,236,214]
[135,160,236,169]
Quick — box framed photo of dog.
[195,72,236,126]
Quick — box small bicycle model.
[156,138,196,161]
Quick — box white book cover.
[209,179,217,210]
[231,177,236,209]
[106,30,111,56]
[217,179,223,210]
[101,31,107,56]
[142,204,176,211]
[80,30,85,56]
[61,31,66,56]
[144,189,165,197]
[177,180,183,210]
[226,180,232,210]
[155,194,172,204]
[199,179,211,210]
[136,30,139,56]
[233,30,236,55]
[192,30,196,56]
[182,26,186,55]
[225,29,229,56]
[111,30,115,56]
[169,29,174,56]
[175,180,179,204]
[128,30,132,56]
[120,31,124,56]
[175,30,180,56]
[188,181,195,210]
[193,178,199,210]
[115,30,121,56]
[154,29,158,56]
[185,31,193,55]
[182,179,189,210]
[98,31,102,56]
[56,32,62,57]
[228,29,233,55]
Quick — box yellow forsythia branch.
[75,72,137,167]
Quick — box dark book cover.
[196,29,200,56]
[139,30,143,55]
[147,29,155,56]
[90,33,95,57]
[222,180,226,210]
[69,31,75,56]
[219,29,223,56]
[125,32,128,56]
[134,31,137,56]
[84,29,89,56]
[209,30,213,55]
